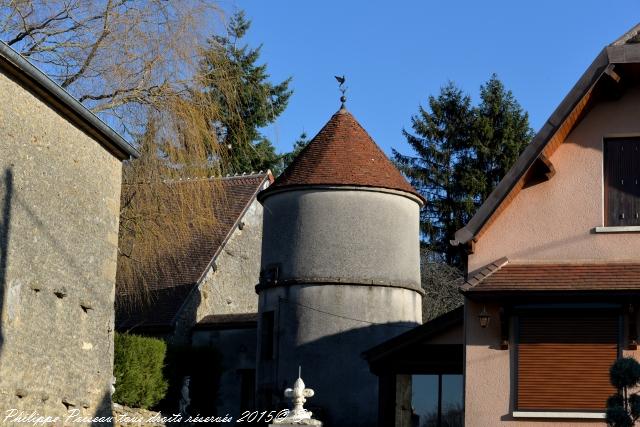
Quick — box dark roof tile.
[116,172,269,330]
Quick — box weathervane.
[334,75,346,109]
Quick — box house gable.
[468,83,640,272]
[115,172,272,335]
[454,23,640,251]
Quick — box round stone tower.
[255,106,424,427]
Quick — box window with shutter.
[604,138,640,226]
[516,310,619,412]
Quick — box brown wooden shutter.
[605,138,640,226]
[517,311,618,411]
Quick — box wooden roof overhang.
[192,313,258,331]
[453,26,640,249]
[363,306,463,376]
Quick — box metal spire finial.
[335,75,346,109]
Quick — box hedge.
[113,332,168,409]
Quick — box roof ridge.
[611,22,640,46]
[221,171,269,181]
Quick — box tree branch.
[60,0,113,88]
[7,6,71,46]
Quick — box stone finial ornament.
[273,367,322,426]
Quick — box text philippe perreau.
[4,409,233,425]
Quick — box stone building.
[255,106,425,427]
[116,172,271,415]
[0,41,137,421]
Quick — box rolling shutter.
[605,138,640,226]
[517,311,618,411]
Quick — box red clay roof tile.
[463,260,640,293]
[260,108,424,204]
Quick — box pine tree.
[394,77,532,267]
[277,132,309,174]
[201,11,292,174]
[471,74,535,201]
[393,83,475,266]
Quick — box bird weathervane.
[335,75,347,108]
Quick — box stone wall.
[192,327,257,417]
[0,68,122,422]
[168,197,263,417]
[171,198,263,344]
[256,186,423,426]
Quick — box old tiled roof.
[194,313,258,330]
[259,108,424,204]
[461,259,640,294]
[198,313,258,324]
[115,172,270,330]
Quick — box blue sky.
[225,0,638,157]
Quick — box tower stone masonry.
[255,106,424,427]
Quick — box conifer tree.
[470,75,535,202]
[202,11,292,173]
[394,76,532,267]
[277,132,309,174]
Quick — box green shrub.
[606,357,640,427]
[113,332,168,409]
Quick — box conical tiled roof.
[260,108,424,204]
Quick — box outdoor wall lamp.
[478,306,490,328]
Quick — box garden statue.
[179,376,191,416]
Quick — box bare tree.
[0,0,223,138]
[421,248,464,322]
[1,1,252,301]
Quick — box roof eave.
[362,306,463,362]
[453,47,614,246]
[0,41,138,161]
[258,183,426,206]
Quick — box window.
[604,138,640,226]
[260,311,275,361]
[516,310,619,412]
[409,374,463,427]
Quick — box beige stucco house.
[0,41,137,422]
[452,23,640,426]
[366,23,640,427]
